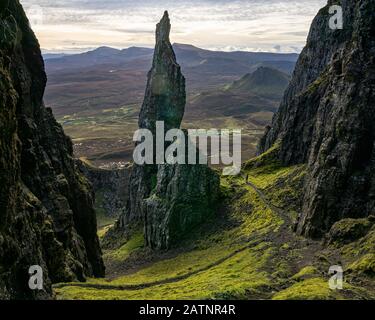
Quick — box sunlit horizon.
[20,0,327,54]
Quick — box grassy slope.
[55,146,375,300]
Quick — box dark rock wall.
[76,160,130,218]
[0,0,104,299]
[258,0,375,237]
[144,164,219,249]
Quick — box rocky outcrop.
[258,0,375,238]
[76,160,130,218]
[114,11,220,249]
[116,12,186,230]
[326,216,374,246]
[144,164,219,249]
[0,0,104,299]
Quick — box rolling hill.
[227,66,291,98]
[186,67,290,119]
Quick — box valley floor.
[58,104,269,169]
[54,147,375,300]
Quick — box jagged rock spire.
[139,10,185,133]
[156,11,171,44]
[115,12,219,251]
[117,11,186,231]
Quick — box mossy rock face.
[327,218,374,246]
[347,254,375,277]
[245,142,281,170]
[144,164,220,250]
[257,0,375,238]
[75,159,131,220]
[103,231,144,263]
[0,0,104,299]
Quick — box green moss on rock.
[272,278,337,300]
[327,218,373,246]
[291,266,320,281]
[347,254,375,277]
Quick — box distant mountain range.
[43,44,297,166]
[44,44,298,117]
[43,53,70,60]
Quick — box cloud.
[20,0,327,53]
[273,45,281,52]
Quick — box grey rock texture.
[144,164,220,250]
[114,11,220,249]
[76,160,130,218]
[117,164,156,229]
[117,11,186,230]
[0,0,104,299]
[258,0,375,238]
[139,11,186,134]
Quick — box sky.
[20,0,327,54]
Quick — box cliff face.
[144,163,219,249]
[115,11,220,249]
[0,1,104,299]
[76,160,130,218]
[258,0,375,237]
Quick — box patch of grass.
[56,244,273,300]
[272,278,338,300]
[247,165,301,190]
[243,142,281,169]
[291,266,320,281]
[232,185,282,237]
[340,227,375,275]
[97,225,113,240]
[347,254,375,277]
[103,231,144,263]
